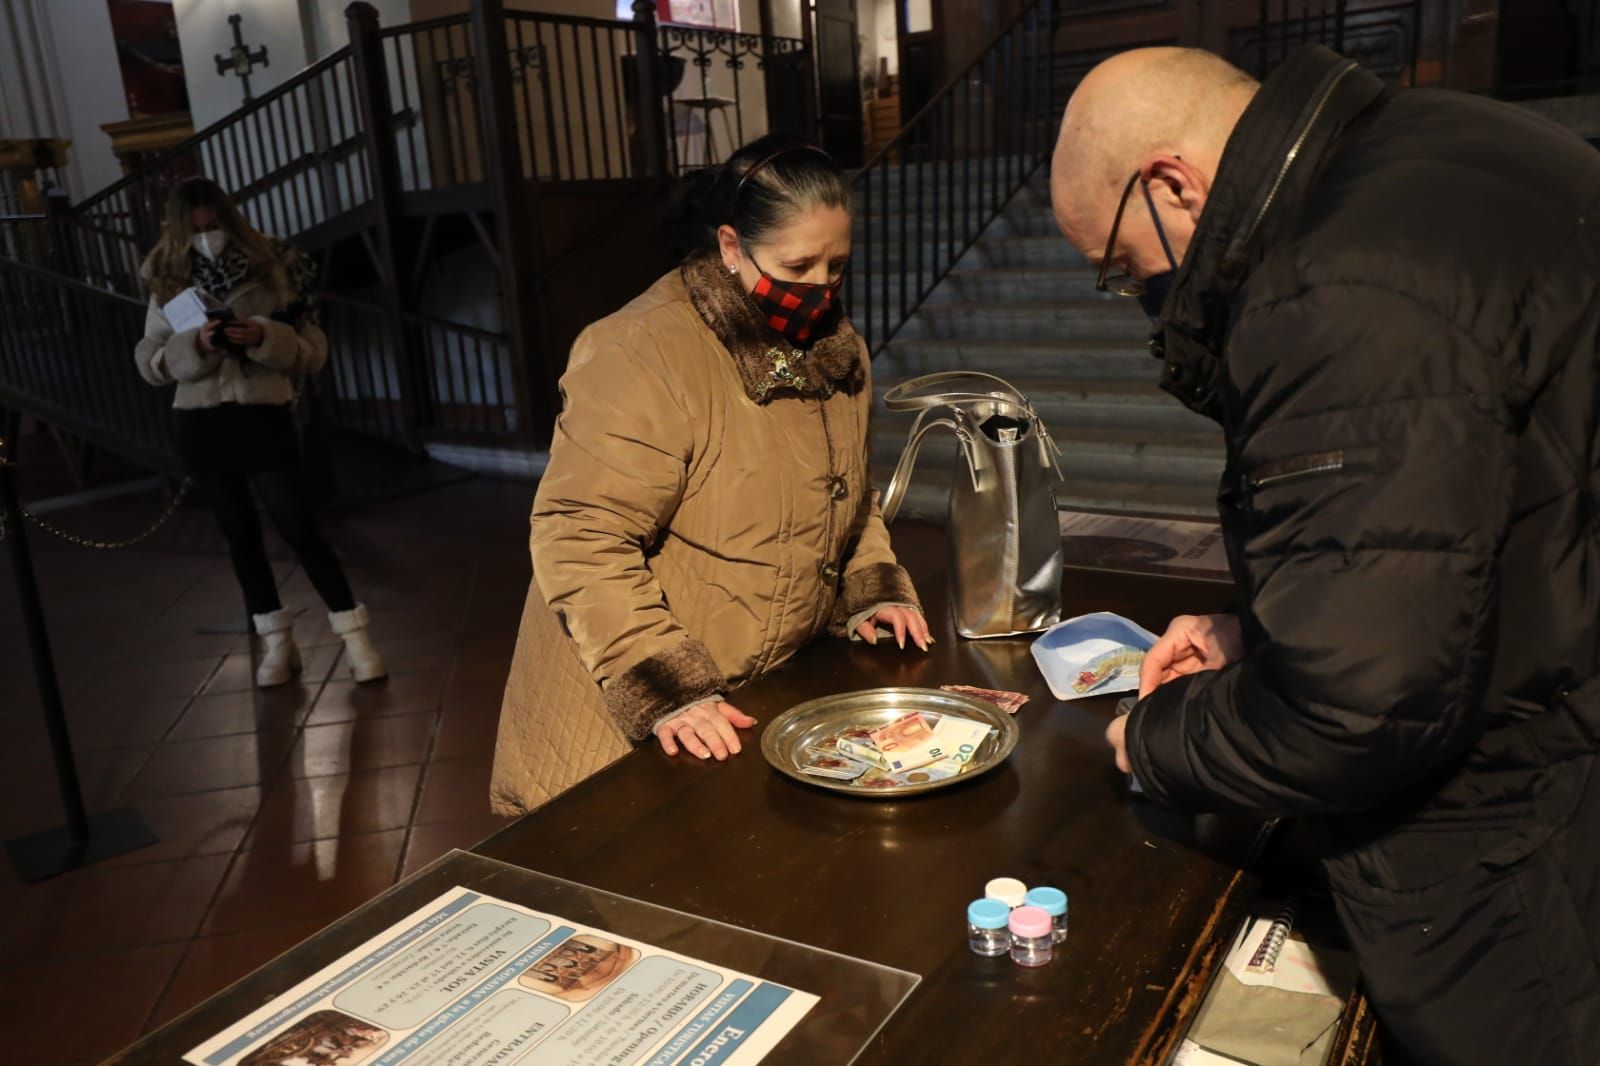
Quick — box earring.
[727,264,738,275]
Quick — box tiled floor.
[0,434,533,1064]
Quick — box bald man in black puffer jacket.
[1053,44,1600,1065]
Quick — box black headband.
[729,144,834,220]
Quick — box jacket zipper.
[1246,450,1348,491]
[1228,61,1361,269]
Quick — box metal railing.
[53,47,368,298]
[1234,0,1423,84]
[659,24,810,173]
[379,14,485,189]
[477,12,810,181]
[0,0,820,466]
[0,256,179,474]
[845,0,1059,353]
[502,12,641,182]
[320,292,522,447]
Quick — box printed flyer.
[184,887,818,1066]
[1058,510,1229,577]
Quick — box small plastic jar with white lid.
[1025,886,1068,944]
[985,877,1028,909]
[967,898,1011,957]
[1008,906,1054,967]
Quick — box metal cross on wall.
[214,13,270,102]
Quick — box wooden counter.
[112,522,1378,1065]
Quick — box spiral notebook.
[1172,898,1357,1066]
[1224,899,1354,999]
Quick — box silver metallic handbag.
[880,371,1065,639]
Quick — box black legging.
[199,467,355,617]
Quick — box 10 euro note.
[882,716,996,773]
[868,712,933,753]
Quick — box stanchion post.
[0,430,158,881]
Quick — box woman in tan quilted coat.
[491,137,929,814]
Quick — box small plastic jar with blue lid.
[967,898,1012,957]
[1025,886,1068,944]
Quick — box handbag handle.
[881,371,1064,483]
[880,408,977,524]
[882,370,1037,415]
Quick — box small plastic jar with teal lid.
[1026,886,1068,944]
[967,898,1012,957]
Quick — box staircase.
[863,168,1223,519]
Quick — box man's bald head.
[1052,48,1258,278]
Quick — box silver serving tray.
[761,687,1020,798]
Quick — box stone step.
[853,167,1221,521]
[852,206,1061,242]
[874,467,1219,522]
[850,269,1106,315]
[843,232,1089,276]
[873,337,1158,381]
[960,235,1090,270]
[847,270,1111,340]
[870,423,1223,487]
[919,268,1108,304]
[852,163,1046,201]
[897,300,1153,341]
[872,376,1214,435]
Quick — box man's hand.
[655,700,757,761]
[1105,713,1131,773]
[1138,614,1243,698]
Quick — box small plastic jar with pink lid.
[1008,905,1054,967]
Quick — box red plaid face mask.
[747,257,842,346]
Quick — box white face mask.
[192,230,228,261]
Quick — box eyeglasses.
[1095,172,1146,298]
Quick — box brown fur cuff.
[604,639,727,741]
[829,563,922,637]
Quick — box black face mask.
[1138,271,1175,321]
[1137,181,1181,324]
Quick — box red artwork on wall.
[106,0,189,117]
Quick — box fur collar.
[681,253,863,404]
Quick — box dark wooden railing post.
[347,1,426,449]
[469,0,551,442]
[798,2,819,143]
[631,0,670,177]
[41,187,76,278]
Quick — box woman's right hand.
[198,318,222,353]
[655,700,758,761]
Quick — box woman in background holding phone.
[134,177,386,688]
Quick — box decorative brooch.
[755,347,810,402]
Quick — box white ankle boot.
[252,608,301,688]
[330,603,387,682]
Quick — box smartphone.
[205,307,246,356]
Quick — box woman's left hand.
[855,606,932,651]
[224,320,265,348]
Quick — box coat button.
[826,475,848,501]
[820,562,841,583]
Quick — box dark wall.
[530,179,677,419]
